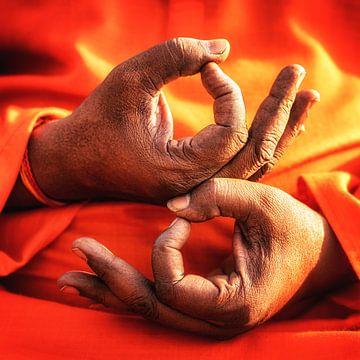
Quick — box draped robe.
[0,1,359,358]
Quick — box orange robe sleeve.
[1,0,360,359]
[0,107,70,211]
[0,107,82,276]
[300,172,360,277]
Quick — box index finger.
[152,218,243,323]
[112,38,230,97]
[70,237,238,339]
[167,63,248,182]
[217,64,305,179]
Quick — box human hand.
[58,179,354,338]
[25,38,318,204]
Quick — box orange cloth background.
[0,0,359,358]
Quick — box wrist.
[27,117,85,202]
[5,116,76,210]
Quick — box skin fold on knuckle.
[165,37,186,76]
[259,93,294,124]
[214,80,240,99]
[251,136,278,168]
[256,159,276,181]
[193,179,222,220]
[204,130,246,167]
[154,282,177,305]
[169,181,215,222]
[124,292,160,321]
[209,128,247,164]
[228,127,249,151]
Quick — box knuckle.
[217,79,241,96]
[186,178,222,220]
[251,161,274,182]
[165,37,186,74]
[252,136,277,166]
[268,93,293,118]
[216,285,241,311]
[288,124,302,139]
[231,128,248,147]
[111,61,139,88]
[206,178,218,195]
[125,292,159,320]
[215,127,248,160]
[204,178,220,201]
[197,178,217,201]
[168,37,186,52]
[155,282,176,304]
[279,96,294,117]
[262,160,275,175]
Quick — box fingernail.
[169,217,180,227]
[206,39,228,55]
[167,194,190,212]
[89,303,107,310]
[293,64,306,89]
[60,286,80,295]
[310,97,320,106]
[295,98,320,133]
[298,123,306,132]
[72,247,87,261]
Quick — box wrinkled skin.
[58,179,355,338]
[22,37,318,204]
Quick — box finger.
[113,37,230,96]
[201,62,246,128]
[152,218,242,322]
[71,237,238,339]
[58,271,128,311]
[167,63,248,182]
[249,89,320,181]
[152,217,190,286]
[152,218,219,306]
[216,64,306,179]
[167,178,263,222]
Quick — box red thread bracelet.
[20,116,66,207]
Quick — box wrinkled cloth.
[0,1,359,359]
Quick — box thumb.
[113,37,230,96]
[167,178,264,222]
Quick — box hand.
[23,38,318,205]
[58,179,355,338]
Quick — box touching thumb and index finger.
[113,37,231,95]
[111,37,248,179]
[167,178,268,222]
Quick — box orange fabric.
[0,0,359,358]
[0,108,70,212]
[300,172,360,278]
